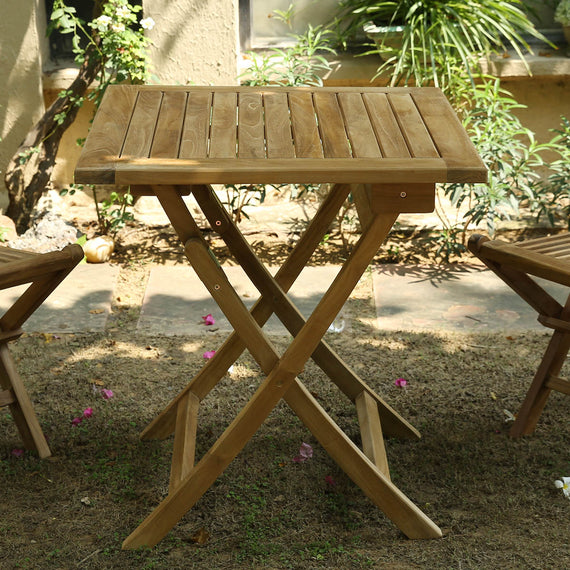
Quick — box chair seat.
[469,234,570,288]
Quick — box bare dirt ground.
[1,194,570,569]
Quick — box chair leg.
[510,330,570,437]
[0,343,51,458]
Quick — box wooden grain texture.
[288,91,323,158]
[356,391,390,478]
[169,392,199,493]
[150,91,187,159]
[76,85,488,185]
[115,157,448,185]
[263,92,294,158]
[210,91,237,158]
[75,85,138,184]
[238,92,265,158]
[412,90,487,182]
[362,92,410,158]
[313,92,352,158]
[387,93,439,158]
[122,90,163,158]
[179,91,212,159]
[338,92,382,158]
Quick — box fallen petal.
[203,350,216,359]
[201,314,216,326]
[394,378,408,387]
[71,417,83,427]
[83,407,94,418]
[101,389,114,400]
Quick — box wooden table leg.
[123,210,441,549]
[191,184,419,440]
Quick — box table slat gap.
[337,92,382,158]
[411,91,487,180]
[288,91,323,158]
[386,93,439,159]
[313,92,352,159]
[362,92,410,159]
[179,91,213,159]
[121,90,164,159]
[150,91,188,159]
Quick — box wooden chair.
[0,244,83,457]
[468,232,570,437]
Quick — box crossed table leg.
[123,183,441,549]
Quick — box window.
[240,0,563,50]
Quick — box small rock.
[0,215,17,242]
[7,211,80,252]
[84,235,115,263]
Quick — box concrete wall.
[0,0,49,210]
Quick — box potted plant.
[333,0,551,87]
[555,0,570,45]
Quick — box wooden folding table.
[75,85,487,548]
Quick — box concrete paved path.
[3,262,564,335]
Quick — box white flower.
[111,22,126,33]
[554,476,570,499]
[116,6,131,19]
[95,15,112,28]
[140,17,155,30]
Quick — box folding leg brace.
[123,184,440,548]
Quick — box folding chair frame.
[469,233,570,437]
[0,245,83,458]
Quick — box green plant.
[49,0,152,106]
[60,184,134,237]
[555,0,570,26]
[442,77,560,243]
[241,5,335,87]
[332,0,549,88]
[4,0,153,233]
[532,116,570,228]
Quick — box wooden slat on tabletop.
[150,91,188,158]
[388,93,439,158]
[363,93,410,158]
[210,92,237,158]
[238,92,265,158]
[75,85,138,184]
[288,91,323,158]
[313,92,351,158]
[337,92,381,158]
[412,90,486,177]
[264,92,294,158]
[179,91,212,159]
[121,90,163,158]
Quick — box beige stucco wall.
[0,0,49,210]
[145,0,239,85]
[0,0,240,202]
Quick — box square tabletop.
[74,85,487,187]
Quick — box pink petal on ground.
[293,442,313,462]
[71,417,83,427]
[83,407,94,419]
[201,314,216,326]
[203,350,216,359]
[101,389,114,400]
[394,378,408,387]
[325,475,336,486]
